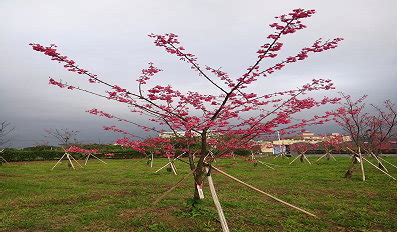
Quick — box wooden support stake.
[0,156,9,164]
[85,154,90,165]
[155,153,184,173]
[155,161,171,173]
[69,154,83,168]
[289,154,301,165]
[358,147,365,181]
[209,150,217,162]
[206,168,230,232]
[91,154,107,164]
[51,154,66,170]
[378,155,397,168]
[370,152,388,172]
[170,161,177,175]
[258,160,275,170]
[250,152,255,161]
[152,169,195,205]
[150,153,154,168]
[66,153,75,169]
[346,147,359,156]
[211,166,317,217]
[362,157,396,180]
[259,161,277,167]
[303,154,312,165]
[316,153,327,162]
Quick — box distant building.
[159,131,187,138]
[259,141,274,153]
[298,131,324,141]
[259,131,352,154]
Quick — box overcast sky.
[0,0,396,147]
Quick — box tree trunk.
[192,130,209,200]
[344,156,357,179]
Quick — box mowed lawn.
[0,155,397,231]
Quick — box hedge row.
[0,149,146,162]
[1,148,396,162]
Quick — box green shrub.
[0,147,148,162]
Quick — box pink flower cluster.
[30,43,98,83]
[66,146,99,154]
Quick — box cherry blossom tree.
[289,142,317,165]
[66,146,107,165]
[366,100,397,156]
[316,134,343,162]
[332,93,396,180]
[30,8,343,204]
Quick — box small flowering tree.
[365,100,397,156]
[316,134,343,162]
[30,9,343,220]
[66,146,106,165]
[332,93,396,180]
[289,142,316,165]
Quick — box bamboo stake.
[370,152,388,172]
[69,154,83,168]
[250,152,255,161]
[289,154,301,165]
[358,147,365,181]
[303,154,312,165]
[378,155,397,168]
[362,157,396,180]
[0,156,9,164]
[91,154,107,164]
[66,153,75,169]
[258,160,275,170]
[85,154,90,165]
[0,149,8,164]
[170,161,177,175]
[259,161,277,166]
[150,153,154,167]
[155,161,171,173]
[51,154,66,170]
[330,154,337,161]
[275,152,286,159]
[152,169,195,205]
[211,166,317,217]
[206,168,230,232]
[316,153,327,162]
[345,147,358,156]
[209,150,217,162]
[154,153,185,173]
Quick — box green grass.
[0,155,397,231]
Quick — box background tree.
[0,121,15,147]
[366,100,397,156]
[45,128,79,147]
[289,142,316,164]
[316,134,343,162]
[332,93,396,180]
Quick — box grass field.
[0,155,397,231]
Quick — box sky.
[0,0,396,147]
